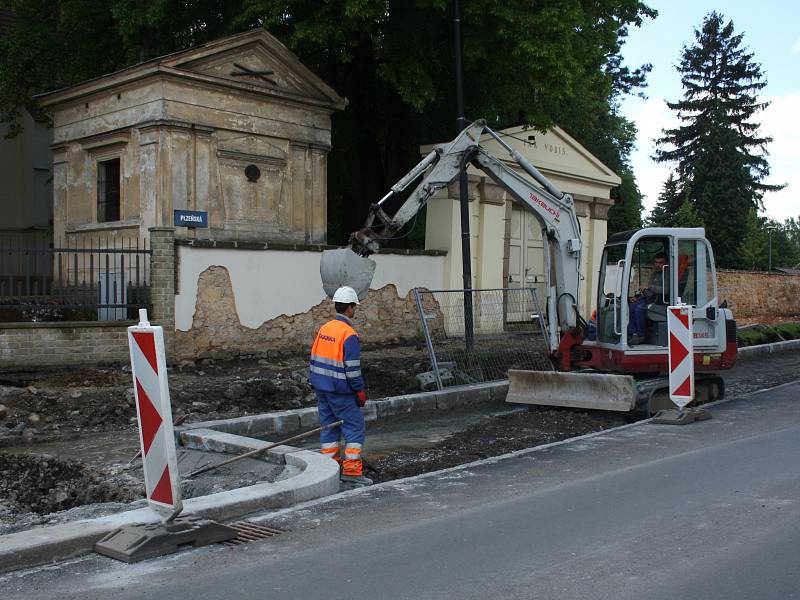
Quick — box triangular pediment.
[163,30,346,109]
[478,124,621,186]
[38,29,347,112]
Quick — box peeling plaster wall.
[174,246,445,359]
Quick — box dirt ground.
[0,342,799,534]
[0,343,428,445]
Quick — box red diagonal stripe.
[669,332,689,368]
[132,331,159,375]
[136,379,162,455]
[671,307,690,330]
[150,465,173,505]
[674,375,692,397]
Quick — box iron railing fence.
[0,236,151,322]
[413,287,554,390]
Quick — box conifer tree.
[649,171,681,226]
[654,12,782,267]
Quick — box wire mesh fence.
[413,287,554,390]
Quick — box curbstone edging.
[0,431,339,574]
[738,339,800,357]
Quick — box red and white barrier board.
[667,303,694,409]
[128,309,183,520]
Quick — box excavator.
[320,119,738,414]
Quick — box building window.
[97,158,121,222]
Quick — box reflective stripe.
[344,359,361,367]
[310,365,347,379]
[312,355,345,368]
[346,370,362,379]
[342,458,363,476]
[321,442,339,450]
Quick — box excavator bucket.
[320,248,377,301]
[506,370,637,412]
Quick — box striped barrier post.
[127,308,183,521]
[667,302,694,409]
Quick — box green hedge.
[737,322,800,347]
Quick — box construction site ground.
[1,342,799,534]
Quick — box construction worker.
[309,286,372,486]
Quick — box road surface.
[3,381,799,599]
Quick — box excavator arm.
[324,119,584,348]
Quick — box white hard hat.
[332,286,360,305]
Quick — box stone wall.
[717,269,800,319]
[174,265,441,360]
[0,322,131,369]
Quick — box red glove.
[356,390,367,407]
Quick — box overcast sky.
[619,0,798,222]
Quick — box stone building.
[37,29,347,248]
[423,124,621,316]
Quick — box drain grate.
[219,522,287,546]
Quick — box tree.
[673,198,704,228]
[739,209,767,270]
[648,171,681,226]
[1,1,656,242]
[654,11,783,267]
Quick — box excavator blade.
[506,370,637,412]
[320,248,377,301]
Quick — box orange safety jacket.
[309,315,365,394]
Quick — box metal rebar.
[185,420,344,479]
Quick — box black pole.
[454,0,474,350]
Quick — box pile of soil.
[364,408,630,483]
[0,453,140,515]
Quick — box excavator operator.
[628,252,668,344]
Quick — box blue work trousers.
[316,391,365,445]
[628,297,647,337]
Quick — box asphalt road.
[3,381,799,600]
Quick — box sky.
[618,0,799,222]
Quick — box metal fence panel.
[413,287,554,390]
[0,235,151,322]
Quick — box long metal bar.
[185,420,345,479]
[414,288,444,391]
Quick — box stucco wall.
[174,244,446,359]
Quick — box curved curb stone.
[0,438,339,574]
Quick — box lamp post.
[453,0,474,350]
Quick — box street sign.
[127,309,183,520]
[174,210,208,228]
[667,303,694,409]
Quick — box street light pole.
[453,0,474,350]
[768,229,773,271]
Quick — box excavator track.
[634,374,725,415]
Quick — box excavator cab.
[588,227,733,375]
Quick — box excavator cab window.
[597,244,626,343]
[628,237,671,346]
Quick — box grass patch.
[737,322,800,347]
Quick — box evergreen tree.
[673,198,704,228]
[654,12,782,267]
[649,171,681,226]
[739,209,767,270]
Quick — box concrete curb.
[0,435,339,574]
[179,381,510,439]
[738,338,800,357]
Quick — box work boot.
[629,334,645,345]
[340,474,373,486]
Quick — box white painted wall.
[175,246,445,331]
